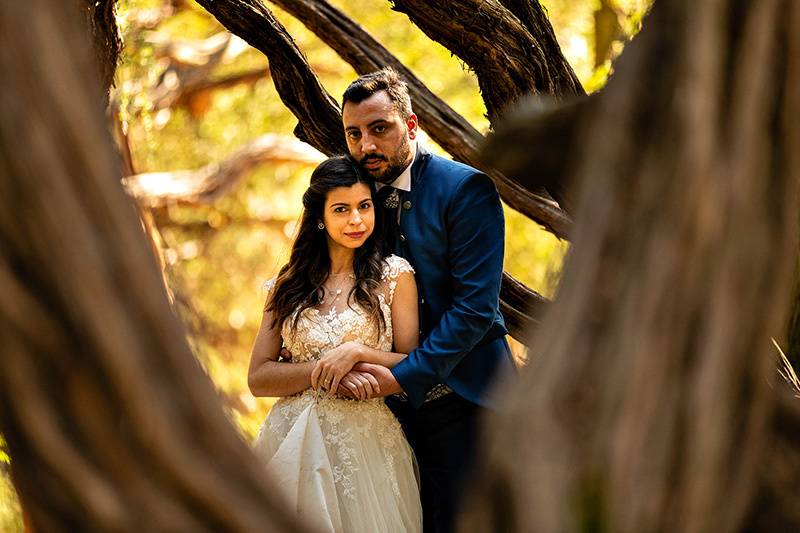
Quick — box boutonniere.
[383,189,400,209]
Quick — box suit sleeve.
[391,172,505,407]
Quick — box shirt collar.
[377,142,416,192]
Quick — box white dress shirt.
[376,142,416,193]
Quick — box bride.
[248,156,422,532]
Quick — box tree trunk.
[0,2,304,531]
[82,0,122,102]
[465,1,800,531]
[785,265,800,371]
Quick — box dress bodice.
[263,255,414,362]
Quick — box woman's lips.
[345,231,365,239]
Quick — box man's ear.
[406,113,418,139]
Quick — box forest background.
[0,0,651,528]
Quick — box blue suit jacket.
[389,146,515,408]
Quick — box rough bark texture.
[391,0,584,124]
[498,0,586,88]
[0,2,305,531]
[196,0,550,339]
[83,0,122,102]
[745,388,800,531]
[786,267,800,371]
[267,0,572,236]
[500,272,550,341]
[465,1,800,531]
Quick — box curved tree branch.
[390,0,584,124]
[497,0,584,90]
[267,0,572,237]
[194,0,347,155]
[144,30,268,114]
[500,272,549,342]
[123,134,324,206]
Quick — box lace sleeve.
[382,255,415,305]
[261,277,277,296]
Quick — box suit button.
[400,234,406,242]
[421,298,425,304]
[403,200,412,210]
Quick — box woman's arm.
[359,270,420,365]
[247,293,315,397]
[311,271,419,392]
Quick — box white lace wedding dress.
[253,255,422,533]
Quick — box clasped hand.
[311,341,380,400]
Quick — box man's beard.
[360,138,412,184]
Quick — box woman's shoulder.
[261,277,277,295]
[382,255,414,281]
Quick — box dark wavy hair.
[267,155,387,333]
[342,67,412,118]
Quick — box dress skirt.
[254,390,422,533]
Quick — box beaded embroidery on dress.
[253,255,421,533]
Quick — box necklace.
[322,272,355,306]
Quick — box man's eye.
[346,131,360,139]
[374,126,386,134]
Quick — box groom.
[341,68,515,532]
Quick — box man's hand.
[278,347,292,361]
[352,362,403,397]
[311,341,363,393]
[336,370,381,400]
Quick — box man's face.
[342,90,418,184]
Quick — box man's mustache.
[360,154,388,165]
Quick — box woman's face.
[322,182,375,250]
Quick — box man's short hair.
[342,68,413,118]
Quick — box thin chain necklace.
[322,271,355,306]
